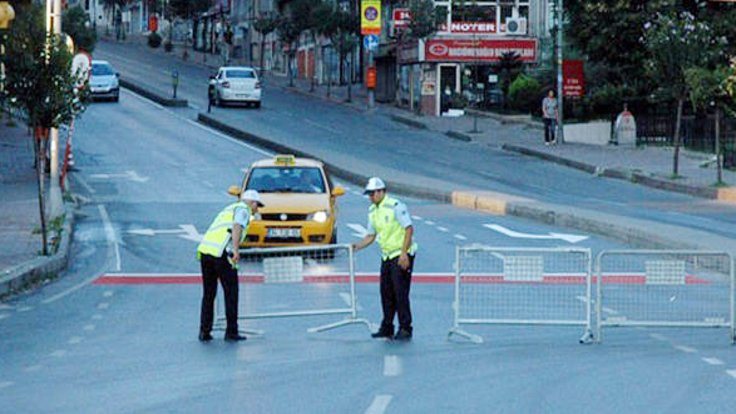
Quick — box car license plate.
[267,228,300,238]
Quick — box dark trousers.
[544,118,556,143]
[379,254,415,333]
[200,253,239,336]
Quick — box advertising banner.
[424,39,537,62]
[563,60,585,97]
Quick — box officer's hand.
[398,253,410,270]
[232,250,240,264]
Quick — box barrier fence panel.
[448,246,593,344]
[215,244,372,335]
[596,250,735,343]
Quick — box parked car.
[228,154,345,247]
[208,66,262,108]
[89,60,120,102]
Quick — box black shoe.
[371,329,394,339]
[224,333,247,341]
[198,332,213,342]
[394,329,412,341]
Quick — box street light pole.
[47,0,64,218]
[556,0,564,143]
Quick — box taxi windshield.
[246,167,326,194]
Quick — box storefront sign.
[424,39,537,62]
[393,8,411,27]
[438,21,497,34]
[563,60,584,97]
[361,0,381,35]
[421,80,436,96]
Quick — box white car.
[89,60,120,102]
[208,66,262,108]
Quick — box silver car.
[208,66,262,108]
[89,60,120,102]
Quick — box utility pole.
[47,0,64,218]
[555,0,564,143]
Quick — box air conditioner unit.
[506,17,527,35]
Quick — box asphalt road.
[2,87,736,413]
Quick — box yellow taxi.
[229,155,345,247]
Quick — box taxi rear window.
[246,167,326,193]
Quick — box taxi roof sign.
[274,154,296,165]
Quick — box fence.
[448,246,594,344]
[596,250,735,343]
[214,244,372,336]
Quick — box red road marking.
[93,273,710,285]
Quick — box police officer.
[197,189,264,342]
[353,177,418,341]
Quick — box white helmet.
[240,189,265,207]
[363,177,386,194]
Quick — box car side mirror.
[227,185,241,197]
[332,186,346,197]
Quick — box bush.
[164,41,173,52]
[508,74,542,114]
[148,32,162,48]
[449,93,468,109]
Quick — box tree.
[644,6,724,177]
[62,5,97,53]
[3,4,88,255]
[100,0,133,40]
[168,0,209,55]
[317,7,358,100]
[278,17,300,87]
[494,51,523,111]
[253,12,281,79]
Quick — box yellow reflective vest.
[197,201,251,259]
[369,195,417,260]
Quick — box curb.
[196,112,734,252]
[119,79,188,107]
[466,108,543,130]
[197,113,450,203]
[0,201,76,298]
[390,114,427,130]
[445,130,473,142]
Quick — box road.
[2,82,736,413]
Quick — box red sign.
[393,8,411,27]
[438,21,497,34]
[148,15,158,33]
[366,66,377,89]
[424,39,537,62]
[563,60,585,97]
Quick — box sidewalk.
[0,118,75,298]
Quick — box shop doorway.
[437,64,459,115]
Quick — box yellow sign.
[361,0,381,35]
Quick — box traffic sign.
[360,0,381,35]
[71,51,92,89]
[363,34,379,51]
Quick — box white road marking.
[89,170,149,183]
[411,215,422,221]
[383,355,402,377]
[346,223,369,238]
[365,395,393,414]
[49,350,67,357]
[483,223,589,244]
[726,370,736,379]
[98,302,110,310]
[98,204,121,272]
[188,103,200,110]
[0,314,8,320]
[186,119,273,156]
[73,172,96,194]
[92,314,103,320]
[304,118,340,134]
[674,345,697,353]
[43,273,104,305]
[83,324,96,331]
[23,364,43,372]
[702,357,724,366]
[17,306,33,312]
[0,381,13,389]
[68,336,83,345]
[424,220,435,226]
[103,291,114,298]
[436,226,449,232]
[0,303,14,310]
[575,296,618,315]
[127,224,202,242]
[124,88,165,109]
[649,333,668,341]
[453,234,467,240]
[339,292,362,311]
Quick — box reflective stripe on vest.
[369,195,417,260]
[197,201,251,259]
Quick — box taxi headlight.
[308,210,329,223]
[252,213,262,221]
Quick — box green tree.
[318,7,358,99]
[253,12,281,80]
[3,4,88,255]
[277,17,300,87]
[101,0,133,40]
[493,51,522,111]
[62,5,97,53]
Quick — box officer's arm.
[231,223,243,262]
[352,234,375,252]
[401,226,414,256]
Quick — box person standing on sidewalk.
[353,177,418,341]
[196,189,264,342]
[542,89,558,145]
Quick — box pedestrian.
[196,189,264,342]
[353,177,418,341]
[542,89,558,145]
